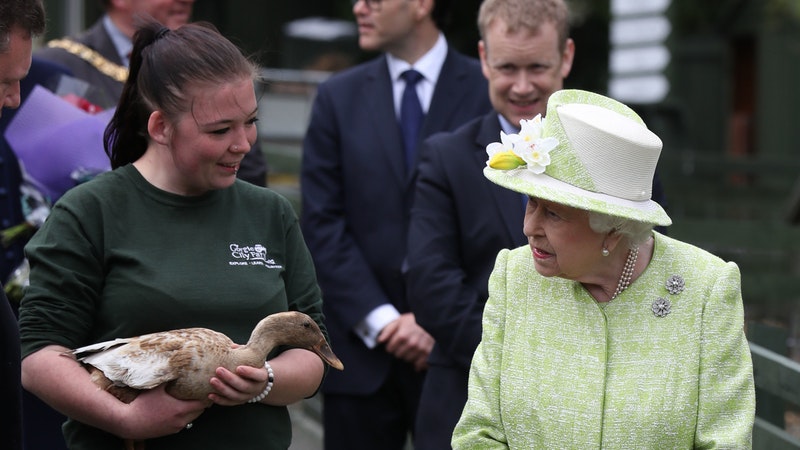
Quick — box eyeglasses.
[351,0,384,12]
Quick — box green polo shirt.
[20,164,326,450]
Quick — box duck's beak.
[313,339,344,370]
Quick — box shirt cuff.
[355,304,401,349]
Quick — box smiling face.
[151,77,258,195]
[0,26,32,118]
[479,18,573,128]
[523,196,607,282]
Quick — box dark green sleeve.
[276,196,332,393]
[18,196,103,358]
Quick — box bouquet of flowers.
[3,78,113,301]
[2,170,50,302]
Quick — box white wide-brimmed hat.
[484,89,671,226]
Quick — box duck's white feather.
[71,338,133,354]
[80,348,176,390]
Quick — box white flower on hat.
[514,115,558,174]
[486,130,525,170]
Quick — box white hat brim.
[485,165,672,227]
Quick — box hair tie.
[155,27,170,40]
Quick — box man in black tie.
[300,0,491,448]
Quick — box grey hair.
[588,211,654,248]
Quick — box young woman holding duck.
[19,21,332,450]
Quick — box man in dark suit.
[300,0,491,448]
[0,3,46,449]
[34,0,268,186]
[405,0,574,448]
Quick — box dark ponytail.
[104,23,168,169]
[103,21,258,169]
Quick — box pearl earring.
[602,247,610,257]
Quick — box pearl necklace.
[611,247,639,300]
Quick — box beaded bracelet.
[248,361,274,403]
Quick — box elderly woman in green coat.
[452,89,755,449]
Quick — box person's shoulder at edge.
[48,165,131,205]
[319,43,483,88]
[315,53,386,90]
[653,231,731,268]
[425,113,485,143]
[231,178,297,209]
[417,114,488,165]
[446,46,483,68]
[32,18,104,59]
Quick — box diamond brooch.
[652,275,684,318]
[665,275,685,295]
[652,297,671,317]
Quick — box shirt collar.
[102,14,133,68]
[385,33,448,84]
[498,114,520,135]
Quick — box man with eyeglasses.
[300,0,491,449]
[353,0,382,10]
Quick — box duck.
[64,311,344,404]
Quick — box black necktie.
[400,69,424,171]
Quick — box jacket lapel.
[406,49,471,185]
[425,49,470,136]
[364,57,406,185]
[474,114,526,242]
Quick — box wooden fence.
[751,342,800,448]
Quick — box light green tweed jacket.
[452,232,755,449]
